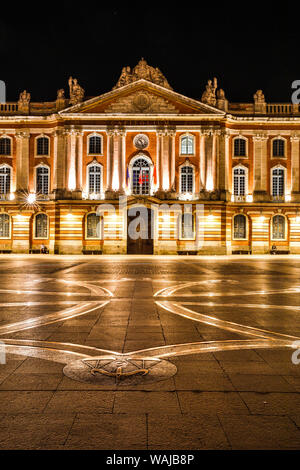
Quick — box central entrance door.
[127,207,154,254]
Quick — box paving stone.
[113,391,181,414]
[0,413,75,449]
[219,415,300,449]
[240,392,300,415]
[148,415,230,449]
[65,413,147,449]
[178,391,249,414]
[44,391,115,413]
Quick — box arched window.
[233,166,247,196]
[36,166,49,195]
[272,167,285,196]
[233,214,247,239]
[233,138,247,157]
[0,137,11,156]
[36,137,49,156]
[0,166,11,195]
[35,213,48,239]
[272,214,286,240]
[180,165,194,193]
[88,163,102,195]
[88,135,102,155]
[179,212,195,240]
[181,135,194,155]
[273,139,285,157]
[132,157,150,195]
[86,213,101,239]
[0,214,10,238]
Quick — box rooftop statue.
[68,77,85,105]
[113,58,173,90]
[201,78,218,106]
[254,89,265,104]
[18,90,31,105]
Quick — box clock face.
[133,134,149,150]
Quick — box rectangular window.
[234,139,246,157]
[0,214,9,238]
[272,169,284,196]
[0,167,10,194]
[181,167,193,193]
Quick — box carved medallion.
[133,93,150,111]
[133,134,149,150]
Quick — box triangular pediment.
[60,80,225,116]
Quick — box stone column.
[157,128,164,192]
[212,131,219,190]
[116,128,126,194]
[218,130,230,200]
[111,129,119,191]
[253,133,268,201]
[106,127,114,193]
[168,128,176,192]
[16,131,30,193]
[291,135,300,198]
[67,129,77,191]
[199,132,206,190]
[162,132,170,191]
[205,130,213,191]
[52,129,66,199]
[76,131,83,192]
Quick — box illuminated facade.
[0,59,300,254]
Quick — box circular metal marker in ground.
[63,356,177,386]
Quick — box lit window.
[181,136,194,155]
[233,167,246,196]
[88,164,102,194]
[180,166,194,193]
[0,214,10,238]
[0,138,11,156]
[233,214,247,239]
[88,136,102,154]
[234,138,246,157]
[0,166,10,194]
[272,214,285,240]
[36,166,49,195]
[180,213,195,239]
[272,168,284,196]
[86,213,101,239]
[36,137,49,156]
[35,213,48,238]
[273,139,285,157]
[132,158,150,195]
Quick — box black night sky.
[0,2,298,104]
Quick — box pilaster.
[15,130,30,194]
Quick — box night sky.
[0,2,298,104]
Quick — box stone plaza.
[0,254,299,449]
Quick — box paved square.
[0,254,300,449]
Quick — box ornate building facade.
[0,58,300,255]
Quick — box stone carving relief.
[104,90,178,114]
[113,58,173,90]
